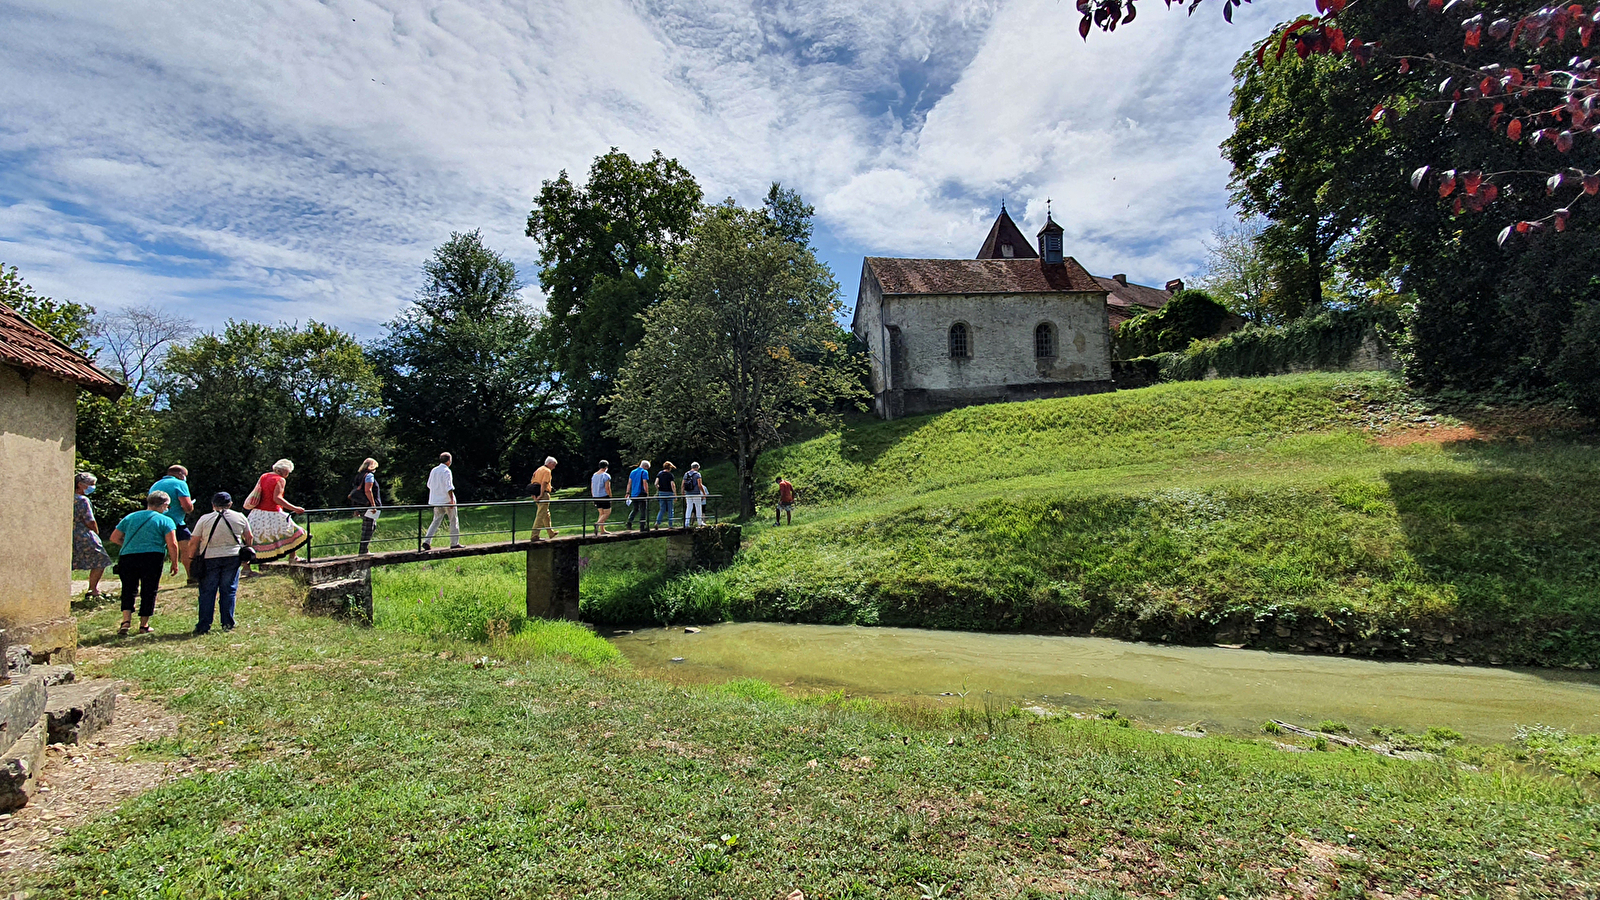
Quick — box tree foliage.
[372,230,567,500]
[3,263,162,524]
[1195,219,1282,322]
[163,321,386,507]
[1117,289,1240,358]
[608,202,866,518]
[525,149,702,460]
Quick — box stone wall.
[855,280,1114,420]
[0,367,77,662]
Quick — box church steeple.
[975,203,1039,260]
[1037,201,1064,264]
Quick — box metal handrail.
[294,493,725,560]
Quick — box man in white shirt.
[423,452,461,551]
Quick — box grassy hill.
[583,373,1600,667]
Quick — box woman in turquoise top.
[109,490,180,636]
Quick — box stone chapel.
[852,206,1181,419]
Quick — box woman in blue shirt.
[109,490,181,636]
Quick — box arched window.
[1034,322,1056,359]
[948,322,970,359]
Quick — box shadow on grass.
[1383,440,1600,667]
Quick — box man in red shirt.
[775,477,795,526]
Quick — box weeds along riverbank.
[35,575,1600,899]
[571,372,1599,668]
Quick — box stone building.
[0,301,124,662]
[853,207,1178,419]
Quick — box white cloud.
[0,0,1280,333]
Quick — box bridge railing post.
[511,502,517,544]
[416,507,422,552]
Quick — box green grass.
[577,373,1600,666]
[26,578,1600,899]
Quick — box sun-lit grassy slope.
[589,373,1600,666]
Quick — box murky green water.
[612,623,1600,742]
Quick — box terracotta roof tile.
[1093,275,1172,312]
[975,210,1039,260]
[866,257,1103,296]
[0,301,125,398]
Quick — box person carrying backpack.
[349,458,382,554]
[683,462,709,527]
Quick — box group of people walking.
[586,459,711,532]
[69,452,772,636]
[71,459,312,637]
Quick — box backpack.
[348,473,371,506]
[683,470,701,493]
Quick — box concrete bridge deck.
[264,524,742,623]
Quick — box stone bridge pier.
[525,524,742,620]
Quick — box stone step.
[0,675,47,759]
[0,714,46,812]
[44,680,120,745]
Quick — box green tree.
[2,264,161,524]
[162,321,386,507]
[1196,219,1280,323]
[372,231,567,500]
[608,203,865,518]
[1223,2,1600,404]
[1117,289,1239,358]
[525,149,702,460]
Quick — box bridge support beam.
[665,524,742,572]
[526,542,580,621]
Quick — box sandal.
[117,624,129,637]
[138,626,153,634]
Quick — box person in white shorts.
[682,462,709,526]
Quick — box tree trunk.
[735,433,755,521]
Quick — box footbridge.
[263,496,739,623]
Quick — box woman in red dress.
[245,458,308,563]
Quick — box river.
[611,622,1600,742]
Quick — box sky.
[0,0,1285,336]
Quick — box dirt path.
[0,696,206,892]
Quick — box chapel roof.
[0,301,126,399]
[865,256,1103,296]
[975,208,1039,260]
[1095,275,1177,331]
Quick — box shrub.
[1117,290,1238,358]
[1162,306,1401,381]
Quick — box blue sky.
[0,0,1282,337]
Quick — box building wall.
[884,291,1110,391]
[0,366,77,661]
[852,263,887,401]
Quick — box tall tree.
[372,230,566,500]
[163,321,386,507]
[1221,1,1600,402]
[2,264,161,524]
[1196,219,1279,323]
[92,304,196,398]
[608,202,865,518]
[525,149,701,460]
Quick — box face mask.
[84,485,96,494]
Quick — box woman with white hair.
[72,471,113,598]
[244,458,308,563]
